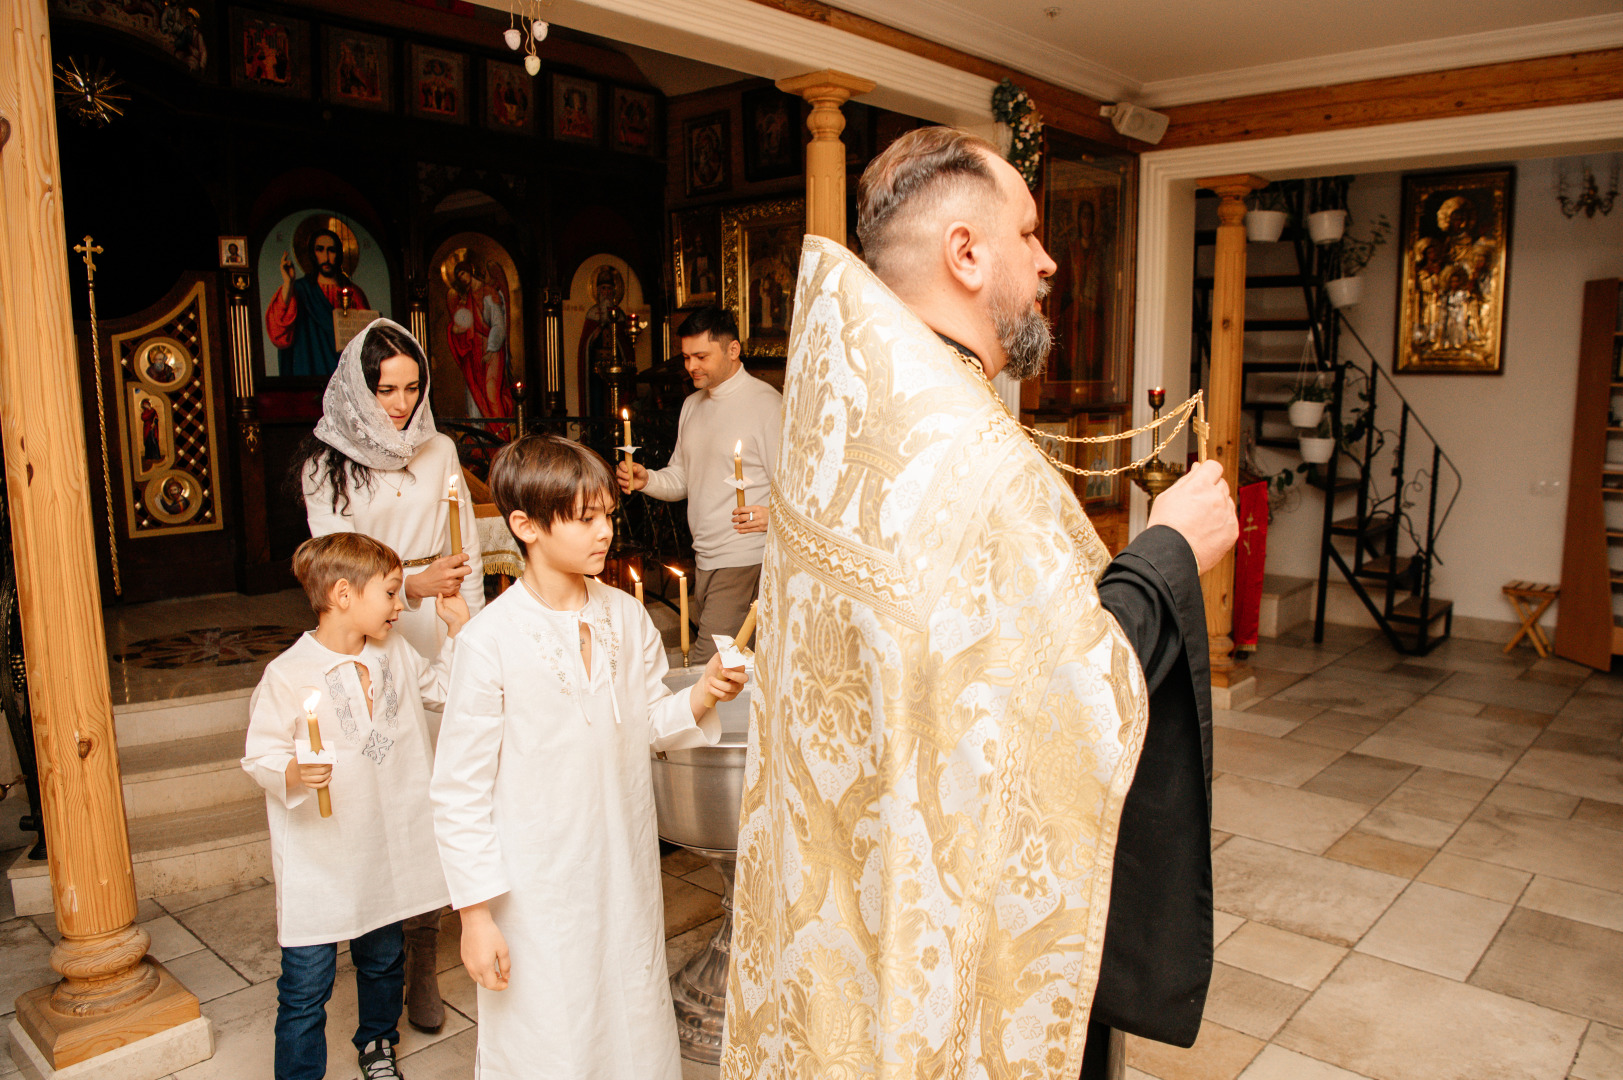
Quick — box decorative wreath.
[992,78,1043,189]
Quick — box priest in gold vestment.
[723,129,1237,1079]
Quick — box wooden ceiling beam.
[1155,47,1623,149]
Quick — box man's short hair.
[489,433,618,541]
[856,127,1001,280]
[293,532,403,614]
[676,305,738,346]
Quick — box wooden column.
[0,1,202,1069]
[1197,174,1268,705]
[775,69,875,242]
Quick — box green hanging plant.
[992,79,1043,189]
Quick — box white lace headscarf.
[313,318,438,471]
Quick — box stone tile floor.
[2,620,1619,1079]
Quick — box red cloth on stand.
[1232,480,1269,649]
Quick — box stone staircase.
[6,687,267,917]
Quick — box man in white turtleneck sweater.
[618,307,782,664]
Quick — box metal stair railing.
[1313,320,1463,654]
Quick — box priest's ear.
[940,217,989,297]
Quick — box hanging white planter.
[1325,275,1363,309]
[1245,210,1288,243]
[1288,400,1327,428]
[1298,436,1336,464]
[1307,209,1347,245]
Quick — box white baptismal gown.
[430,580,718,1079]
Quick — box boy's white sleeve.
[416,633,456,712]
[643,607,720,751]
[430,631,512,909]
[241,675,310,809]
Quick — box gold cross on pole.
[73,235,103,281]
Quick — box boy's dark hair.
[675,305,739,346]
[292,532,403,614]
[489,434,618,543]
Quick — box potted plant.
[1245,188,1289,243]
[1325,213,1391,309]
[1298,416,1336,463]
[1287,382,1332,428]
[1306,176,1349,244]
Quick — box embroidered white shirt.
[243,630,453,947]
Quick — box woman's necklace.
[520,576,591,653]
[378,469,408,498]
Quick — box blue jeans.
[274,921,405,1080]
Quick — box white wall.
[1264,154,1623,624]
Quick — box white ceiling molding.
[816,0,1137,102]
[1137,12,1623,108]
[474,0,997,125]
[1125,97,1623,534]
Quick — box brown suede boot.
[404,922,444,1033]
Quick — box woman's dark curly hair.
[286,323,430,515]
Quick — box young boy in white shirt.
[243,532,468,1080]
[431,433,746,1079]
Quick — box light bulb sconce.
[1557,160,1619,219]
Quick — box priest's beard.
[991,270,1053,381]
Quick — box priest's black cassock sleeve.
[1079,524,1215,1076]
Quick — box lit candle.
[447,475,463,558]
[629,566,643,605]
[734,600,758,651]
[668,565,689,664]
[621,408,633,467]
[734,439,746,508]
[303,689,333,819]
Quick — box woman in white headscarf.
[290,319,483,660]
[288,318,479,1036]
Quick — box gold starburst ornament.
[55,57,130,127]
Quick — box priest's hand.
[617,460,648,493]
[408,553,471,600]
[1147,460,1238,575]
[458,902,511,991]
[435,594,471,637]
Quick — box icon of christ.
[264,227,370,378]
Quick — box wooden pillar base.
[14,960,200,1070]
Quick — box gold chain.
[1029,398,1200,478]
[74,236,121,596]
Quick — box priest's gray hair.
[856,127,1002,283]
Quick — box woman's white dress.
[304,432,484,659]
[430,580,719,1079]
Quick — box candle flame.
[622,408,629,420]
[629,567,640,583]
[666,564,685,578]
[303,690,320,715]
[447,475,459,496]
[734,439,742,455]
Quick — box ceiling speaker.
[1100,103,1169,145]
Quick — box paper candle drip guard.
[1025,390,1209,478]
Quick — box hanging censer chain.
[954,347,1210,476]
[1022,390,1209,477]
[74,236,121,596]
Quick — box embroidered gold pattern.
[724,238,1151,1079]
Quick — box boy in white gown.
[242,533,468,1080]
[431,434,746,1079]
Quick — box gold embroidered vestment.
[723,238,1151,1079]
